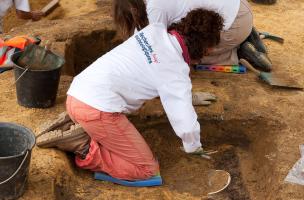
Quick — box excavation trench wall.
[64,30,122,75]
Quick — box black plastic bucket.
[11,50,64,108]
[0,122,35,200]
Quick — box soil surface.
[3,0,99,32]
[1,0,304,200]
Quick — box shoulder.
[140,23,167,33]
[135,23,168,46]
[149,23,167,29]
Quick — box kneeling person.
[37,9,223,181]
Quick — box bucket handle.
[13,66,29,85]
[9,51,29,85]
[0,150,29,185]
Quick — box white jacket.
[146,0,240,30]
[68,23,201,153]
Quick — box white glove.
[180,146,205,154]
[181,146,212,159]
[192,92,217,106]
[190,146,206,155]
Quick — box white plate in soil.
[207,170,231,195]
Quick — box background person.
[113,0,271,71]
[0,0,44,33]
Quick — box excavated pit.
[50,116,279,200]
[64,30,122,75]
[137,117,278,200]
[52,33,281,200]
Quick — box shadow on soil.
[135,117,280,199]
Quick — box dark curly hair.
[113,0,148,39]
[169,9,224,61]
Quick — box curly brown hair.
[169,9,224,61]
[113,0,148,39]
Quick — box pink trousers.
[66,96,159,180]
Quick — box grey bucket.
[0,122,35,200]
[11,45,65,108]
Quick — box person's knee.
[111,162,159,180]
[142,159,160,178]
[130,160,159,180]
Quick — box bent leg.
[66,96,159,180]
[200,0,253,65]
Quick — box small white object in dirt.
[285,145,304,185]
[207,170,231,196]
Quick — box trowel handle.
[259,32,284,44]
[239,59,261,75]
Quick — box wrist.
[182,140,202,153]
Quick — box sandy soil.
[3,0,99,32]
[1,0,304,199]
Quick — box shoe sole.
[37,111,72,137]
[36,123,85,148]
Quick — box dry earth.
[0,0,304,199]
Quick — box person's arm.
[158,76,202,153]
[14,0,44,21]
